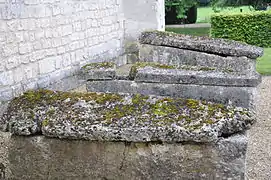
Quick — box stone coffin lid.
[82,62,261,87]
[139,31,264,59]
[0,89,255,143]
[135,66,261,87]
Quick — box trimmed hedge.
[210,11,271,48]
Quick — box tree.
[211,0,271,11]
[165,0,198,19]
[165,0,198,24]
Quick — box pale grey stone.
[87,80,257,109]
[135,66,261,87]
[115,64,133,80]
[139,31,264,59]
[139,44,257,73]
[0,90,254,143]
[83,68,116,80]
[3,134,247,180]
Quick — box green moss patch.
[7,89,253,131]
[82,62,115,70]
[9,89,123,111]
[129,62,176,79]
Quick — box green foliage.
[165,0,198,18]
[211,0,271,11]
[210,11,271,47]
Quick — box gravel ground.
[246,76,271,180]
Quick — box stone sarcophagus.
[86,31,263,110]
[0,31,263,180]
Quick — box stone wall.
[0,0,165,102]
[122,0,165,41]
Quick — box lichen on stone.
[82,62,116,70]
[129,62,176,79]
[139,30,264,59]
[0,89,256,142]
[179,65,216,71]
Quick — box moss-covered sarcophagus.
[0,31,263,180]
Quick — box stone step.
[135,66,261,87]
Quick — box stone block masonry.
[0,0,165,102]
[0,0,123,101]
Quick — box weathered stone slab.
[0,90,254,143]
[87,80,257,109]
[135,66,261,87]
[139,31,264,59]
[2,134,247,180]
[115,64,134,80]
[81,62,116,80]
[139,44,257,73]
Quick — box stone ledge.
[139,31,264,59]
[81,62,116,80]
[81,62,261,87]
[0,89,255,143]
[135,66,261,87]
[87,80,257,109]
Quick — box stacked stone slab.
[0,31,263,180]
[0,88,256,179]
[85,31,263,110]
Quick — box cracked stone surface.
[139,31,264,59]
[0,89,255,143]
[3,134,247,180]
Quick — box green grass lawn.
[257,48,271,75]
[165,27,271,75]
[197,6,254,23]
[165,27,210,36]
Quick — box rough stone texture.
[139,31,264,59]
[135,66,261,87]
[139,44,257,73]
[0,134,246,180]
[87,80,257,109]
[0,90,254,143]
[116,64,134,80]
[80,62,117,80]
[83,68,116,80]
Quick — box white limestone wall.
[0,0,165,101]
[122,0,165,41]
[0,0,124,101]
